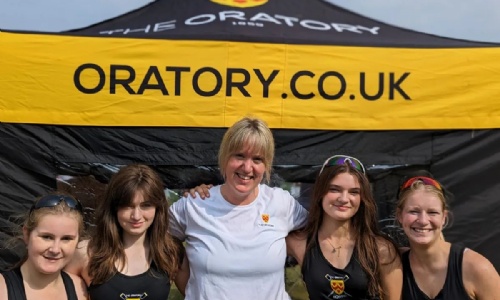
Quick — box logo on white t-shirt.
[261,214,270,223]
[258,213,274,227]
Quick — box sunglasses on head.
[401,176,442,191]
[319,155,366,175]
[30,194,83,214]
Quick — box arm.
[173,254,190,296]
[183,184,213,199]
[0,274,7,300]
[378,238,403,300]
[283,189,308,231]
[64,239,91,286]
[463,249,500,299]
[169,199,189,295]
[286,232,307,267]
[168,198,188,241]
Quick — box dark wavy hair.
[304,163,398,298]
[88,164,180,284]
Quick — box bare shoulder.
[287,230,306,241]
[0,273,7,300]
[376,237,399,264]
[462,248,500,298]
[463,248,497,275]
[286,230,307,249]
[376,237,402,299]
[65,239,90,276]
[67,272,89,300]
[73,239,89,259]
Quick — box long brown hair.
[88,164,180,284]
[304,163,397,298]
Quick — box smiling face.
[116,191,156,239]
[222,142,266,203]
[321,172,361,222]
[218,117,274,184]
[398,188,448,246]
[24,213,79,275]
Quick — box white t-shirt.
[169,184,308,300]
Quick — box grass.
[286,265,309,300]
[168,265,308,300]
[168,284,183,300]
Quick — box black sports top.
[2,267,78,300]
[88,264,171,300]
[402,244,471,300]
[301,236,379,300]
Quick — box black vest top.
[402,244,470,300]
[301,236,379,300]
[2,267,78,300]
[88,264,171,300]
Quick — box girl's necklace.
[325,239,342,257]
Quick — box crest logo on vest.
[325,274,351,299]
[120,292,148,300]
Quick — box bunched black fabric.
[88,264,170,300]
[301,235,378,300]
[402,244,470,300]
[2,267,78,300]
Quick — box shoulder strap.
[61,271,79,300]
[444,243,467,292]
[401,250,422,299]
[300,234,315,276]
[401,249,411,268]
[3,267,27,300]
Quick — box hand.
[183,184,213,199]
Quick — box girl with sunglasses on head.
[169,116,309,300]
[397,174,500,299]
[286,155,403,300]
[0,193,88,300]
[65,164,183,299]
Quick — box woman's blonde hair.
[397,178,451,229]
[397,180,448,214]
[8,193,84,268]
[218,117,275,183]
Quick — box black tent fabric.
[2,125,500,271]
[67,0,492,47]
[1,0,500,272]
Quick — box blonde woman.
[397,175,500,299]
[169,117,308,299]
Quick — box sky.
[0,0,498,43]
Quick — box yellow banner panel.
[1,32,499,130]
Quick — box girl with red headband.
[397,174,500,299]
